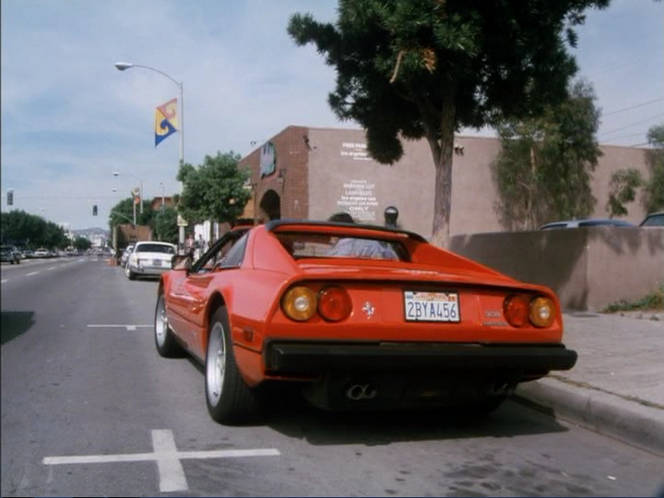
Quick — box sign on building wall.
[340,142,371,161]
[260,142,277,177]
[337,179,378,222]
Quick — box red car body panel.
[160,223,571,391]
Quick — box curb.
[513,377,664,456]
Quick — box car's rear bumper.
[265,341,577,375]
[130,264,170,275]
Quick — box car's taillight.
[503,294,530,327]
[281,286,317,321]
[504,294,556,328]
[529,296,555,327]
[318,286,352,322]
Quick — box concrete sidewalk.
[514,311,664,456]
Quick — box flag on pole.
[154,98,178,147]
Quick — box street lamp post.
[113,171,143,216]
[114,61,185,248]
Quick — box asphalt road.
[1,258,663,496]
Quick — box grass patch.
[603,283,664,313]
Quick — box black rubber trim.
[265,341,577,374]
[265,219,428,242]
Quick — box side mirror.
[171,254,192,272]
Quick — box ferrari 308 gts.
[155,220,576,424]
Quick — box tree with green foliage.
[73,236,92,251]
[0,210,68,248]
[606,168,643,218]
[154,206,179,244]
[176,151,251,226]
[108,198,155,232]
[643,124,664,212]
[288,0,609,245]
[493,80,602,230]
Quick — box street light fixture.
[114,60,185,247]
[113,171,143,215]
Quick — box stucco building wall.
[306,127,435,235]
[240,125,652,238]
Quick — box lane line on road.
[43,429,281,493]
[26,271,40,276]
[1,279,7,284]
[87,324,152,331]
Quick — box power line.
[603,98,664,116]
[599,132,648,144]
[599,112,664,137]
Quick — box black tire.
[205,307,260,424]
[154,293,183,357]
[126,265,136,280]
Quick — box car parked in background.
[33,248,50,258]
[125,241,176,280]
[156,221,577,425]
[639,211,664,227]
[539,218,635,230]
[0,245,21,264]
[120,245,134,267]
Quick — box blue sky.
[1,0,663,229]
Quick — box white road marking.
[26,271,40,276]
[1,279,7,284]
[47,266,57,270]
[152,429,188,492]
[43,429,280,493]
[87,324,151,331]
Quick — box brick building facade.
[239,125,651,238]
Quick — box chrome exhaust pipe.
[345,383,377,401]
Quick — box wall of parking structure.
[449,227,664,311]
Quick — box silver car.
[639,211,664,227]
[539,218,634,230]
[125,241,176,280]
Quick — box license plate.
[404,291,460,322]
[153,259,162,266]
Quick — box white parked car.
[120,244,134,267]
[125,241,176,280]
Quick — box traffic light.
[7,189,13,206]
[92,204,98,216]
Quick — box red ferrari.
[155,220,576,424]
